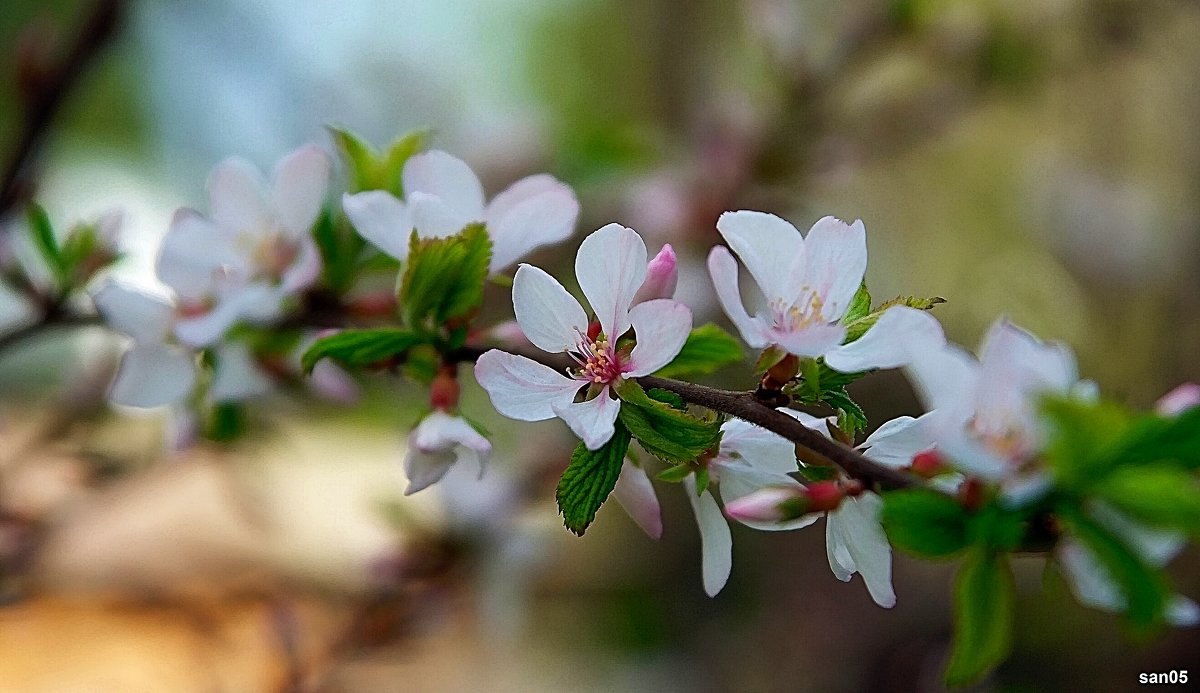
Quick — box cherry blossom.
[474,224,692,450]
[708,211,929,366]
[403,410,493,495]
[342,149,579,273]
[157,145,330,348]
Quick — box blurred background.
[1,0,1199,690]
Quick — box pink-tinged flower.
[92,280,197,408]
[632,244,678,304]
[474,224,692,450]
[157,145,330,348]
[1057,502,1199,626]
[612,459,663,539]
[404,411,493,495]
[1156,383,1200,416]
[708,211,930,365]
[342,149,579,273]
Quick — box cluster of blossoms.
[37,128,1191,686]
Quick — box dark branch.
[0,312,103,355]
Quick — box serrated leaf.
[301,328,426,373]
[945,548,1014,687]
[1093,465,1200,536]
[615,380,723,463]
[843,295,945,343]
[1058,504,1168,633]
[556,421,632,535]
[843,282,872,323]
[399,223,492,328]
[820,387,867,432]
[654,324,744,379]
[882,488,970,558]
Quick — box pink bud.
[724,485,809,523]
[430,369,460,410]
[1156,383,1200,417]
[632,244,678,304]
[487,320,532,350]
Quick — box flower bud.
[724,481,845,523]
[430,369,460,410]
[632,244,678,304]
[1156,383,1200,417]
[909,449,946,478]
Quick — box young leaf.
[615,380,723,463]
[329,126,429,196]
[820,387,867,433]
[843,295,945,343]
[1108,406,1200,471]
[1092,465,1200,536]
[1041,396,1133,486]
[301,328,426,373]
[653,324,744,379]
[657,464,693,483]
[556,421,632,535]
[843,282,872,323]
[881,488,970,558]
[399,224,492,328]
[26,204,65,284]
[944,548,1014,687]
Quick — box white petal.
[206,156,270,232]
[715,210,805,302]
[173,298,244,348]
[156,209,240,301]
[831,494,896,607]
[905,342,981,413]
[718,465,816,532]
[938,432,1011,480]
[1058,539,1123,614]
[719,419,799,475]
[512,264,588,354]
[686,483,733,597]
[403,447,456,496]
[409,190,474,237]
[706,246,768,349]
[800,217,867,319]
[270,144,330,236]
[309,360,360,405]
[210,342,272,402]
[613,460,662,539]
[624,299,692,377]
[280,236,322,294]
[552,388,621,450]
[109,344,196,408]
[575,223,646,338]
[770,322,846,359]
[826,513,856,582]
[92,280,174,344]
[1167,597,1200,627]
[474,350,582,421]
[978,318,1077,397]
[486,178,579,272]
[402,150,486,219]
[1090,503,1185,566]
[406,412,492,494]
[859,413,936,469]
[824,306,947,373]
[342,190,413,261]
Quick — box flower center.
[569,331,624,385]
[240,230,299,283]
[771,289,827,332]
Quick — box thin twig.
[0,312,102,356]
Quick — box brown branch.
[0,0,124,218]
[0,311,102,356]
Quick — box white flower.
[93,280,197,408]
[474,224,692,450]
[1057,502,1199,626]
[157,145,330,348]
[342,149,579,273]
[404,411,493,495]
[707,211,928,366]
[612,459,663,539]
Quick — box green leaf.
[653,324,744,379]
[646,388,686,410]
[882,488,970,558]
[301,328,426,373]
[967,503,1026,553]
[399,224,492,328]
[694,467,711,495]
[1041,396,1134,485]
[207,402,246,443]
[1108,407,1200,471]
[329,125,428,196]
[752,345,789,375]
[1058,504,1168,632]
[313,208,366,294]
[843,282,872,323]
[656,464,692,483]
[27,204,65,284]
[1093,465,1200,536]
[820,387,867,433]
[615,380,723,463]
[843,295,945,343]
[556,421,632,535]
[945,548,1014,687]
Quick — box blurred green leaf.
[301,328,426,374]
[26,204,64,285]
[945,548,1014,687]
[882,488,970,558]
[329,125,429,196]
[1093,466,1200,536]
[654,324,744,379]
[556,420,632,535]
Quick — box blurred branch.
[0,311,101,356]
[0,0,124,219]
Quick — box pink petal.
[706,245,768,349]
[1157,383,1200,416]
[552,387,621,450]
[474,350,582,421]
[715,210,805,303]
[402,150,486,219]
[342,190,414,261]
[92,280,174,344]
[206,156,270,233]
[486,184,579,272]
[613,460,662,539]
[769,322,846,359]
[632,244,678,304]
[512,264,588,354]
[156,209,240,301]
[624,298,692,377]
[801,216,867,319]
[270,144,330,236]
[686,483,733,597]
[575,223,646,339]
